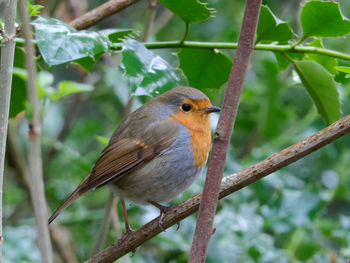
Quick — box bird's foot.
[149,201,180,231]
[115,227,136,256]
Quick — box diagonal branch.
[86,114,350,263]
[69,0,142,30]
[189,0,262,261]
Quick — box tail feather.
[48,187,84,224]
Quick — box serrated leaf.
[294,60,340,124]
[158,0,212,23]
[100,29,135,43]
[28,3,44,17]
[178,48,231,99]
[256,5,293,43]
[32,16,111,69]
[335,66,350,74]
[300,1,350,39]
[121,39,186,97]
[304,39,338,74]
[50,81,94,102]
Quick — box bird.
[48,86,221,235]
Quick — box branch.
[189,0,262,261]
[69,0,142,30]
[19,1,53,262]
[85,114,350,262]
[0,0,18,259]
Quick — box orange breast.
[168,111,212,168]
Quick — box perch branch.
[86,114,350,263]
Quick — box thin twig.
[189,1,262,261]
[141,0,159,42]
[69,0,142,30]
[85,114,350,263]
[0,0,18,259]
[4,36,350,61]
[92,192,116,254]
[7,120,78,263]
[19,0,53,262]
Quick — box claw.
[176,221,180,231]
[148,201,173,231]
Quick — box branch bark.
[189,0,262,261]
[0,0,18,260]
[19,1,53,262]
[85,114,350,263]
[69,0,142,30]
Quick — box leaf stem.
[180,22,190,44]
[4,36,350,61]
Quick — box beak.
[204,105,221,113]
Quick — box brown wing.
[48,121,179,224]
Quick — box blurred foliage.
[3,0,350,262]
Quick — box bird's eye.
[181,103,192,112]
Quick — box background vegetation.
[1,0,350,262]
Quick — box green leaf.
[10,68,27,118]
[32,16,111,69]
[49,81,94,102]
[335,66,350,74]
[178,48,232,98]
[256,5,293,43]
[304,39,338,75]
[274,52,303,70]
[95,135,109,146]
[37,71,54,97]
[300,1,350,39]
[158,0,212,23]
[100,29,135,43]
[121,39,186,97]
[13,47,26,68]
[28,3,44,17]
[294,60,340,124]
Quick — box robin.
[48,86,221,235]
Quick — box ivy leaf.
[256,5,293,43]
[158,0,212,23]
[294,60,340,124]
[121,39,186,97]
[300,1,350,39]
[32,16,111,70]
[178,48,231,99]
[304,39,338,75]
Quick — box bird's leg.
[120,198,133,234]
[148,201,180,231]
[116,198,136,255]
